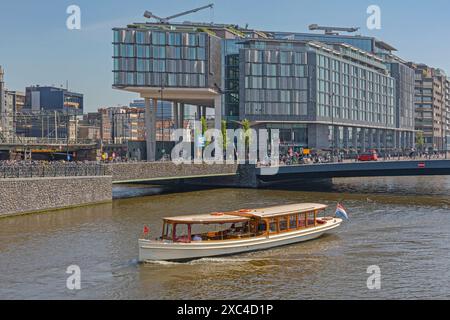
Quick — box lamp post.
[328,92,336,162]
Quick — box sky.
[1,0,450,112]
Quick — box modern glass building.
[24,86,84,115]
[112,22,416,160]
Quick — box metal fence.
[0,164,108,179]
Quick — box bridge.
[256,159,450,185]
[108,159,450,188]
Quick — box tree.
[201,116,209,147]
[221,120,227,151]
[416,131,425,151]
[241,119,252,160]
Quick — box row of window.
[245,89,308,103]
[114,30,207,47]
[113,72,206,87]
[244,49,308,65]
[245,63,308,77]
[245,102,308,116]
[245,76,308,90]
[113,58,205,74]
[114,44,206,60]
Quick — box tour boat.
[138,203,343,262]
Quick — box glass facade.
[241,44,309,117]
[316,51,395,127]
[113,29,208,87]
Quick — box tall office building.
[112,22,416,159]
[25,86,84,115]
[408,63,448,151]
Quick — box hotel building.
[112,22,416,160]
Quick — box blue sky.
[1,0,449,112]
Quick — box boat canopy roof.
[164,213,250,224]
[163,203,327,224]
[234,203,328,219]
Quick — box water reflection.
[1,176,450,299]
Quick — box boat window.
[279,216,288,232]
[289,215,297,230]
[298,213,306,228]
[164,223,173,240]
[257,221,267,233]
[269,218,278,234]
[174,224,190,243]
[307,212,315,227]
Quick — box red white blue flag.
[335,203,349,220]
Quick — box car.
[358,151,378,162]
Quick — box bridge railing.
[0,137,97,145]
[0,163,108,179]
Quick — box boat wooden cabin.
[159,203,329,243]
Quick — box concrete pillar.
[360,128,366,152]
[352,127,358,151]
[400,132,406,150]
[375,129,381,151]
[343,127,349,150]
[368,129,374,149]
[393,131,398,150]
[214,96,222,130]
[179,103,185,129]
[173,102,179,129]
[145,98,157,162]
[381,130,387,150]
[333,126,340,151]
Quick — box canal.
[1,176,450,299]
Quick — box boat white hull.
[138,218,342,262]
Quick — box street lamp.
[328,92,336,161]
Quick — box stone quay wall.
[0,176,112,218]
[109,162,241,183]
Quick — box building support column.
[352,127,358,151]
[376,129,381,151]
[400,131,408,149]
[393,131,398,150]
[179,103,185,129]
[214,96,222,130]
[145,98,157,162]
[360,128,366,152]
[173,102,179,129]
[343,127,349,150]
[368,129,374,150]
[381,130,387,152]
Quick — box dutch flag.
[335,203,349,220]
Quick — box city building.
[408,63,448,151]
[24,86,84,115]
[112,21,419,160]
[0,66,14,140]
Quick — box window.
[187,33,197,46]
[307,212,315,227]
[289,215,297,230]
[279,217,288,232]
[136,31,147,44]
[152,32,166,45]
[298,213,306,228]
[168,32,181,46]
[269,219,278,234]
